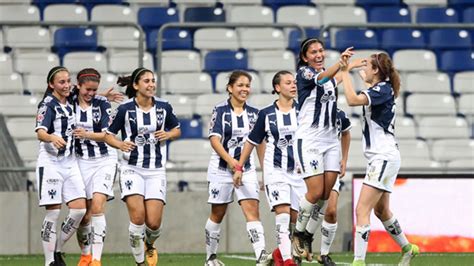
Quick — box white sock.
[305,201,324,234]
[129,222,145,263]
[145,226,162,246]
[382,216,409,248]
[76,223,92,255]
[295,197,314,233]
[41,209,60,266]
[205,219,221,260]
[354,224,370,261]
[246,221,266,260]
[275,213,292,261]
[320,220,338,255]
[91,214,106,261]
[56,208,86,252]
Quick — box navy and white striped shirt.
[107,97,180,169]
[208,99,259,179]
[35,95,75,159]
[336,108,352,139]
[247,101,298,177]
[296,66,338,142]
[74,95,116,159]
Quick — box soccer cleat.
[291,232,307,259]
[317,254,336,266]
[77,254,92,266]
[272,248,284,266]
[136,261,145,266]
[256,250,271,266]
[49,262,55,266]
[283,258,298,266]
[145,243,159,266]
[54,252,66,266]
[399,243,420,266]
[205,254,225,266]
[352,259,366,266]
[90,259,101,266]
[302,232,314,262]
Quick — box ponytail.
[370,53,400,98]
[117,67,153,99]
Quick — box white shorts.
[322,144,341,173]
[78,157,117,200]
[265,180,306,211]
[36,156,86,206]
[363,159,401,193]
[295,138,324,179]
[119,164,167,202]
[207,181,260,204]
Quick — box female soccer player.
[204,70,268,266]
[233,70,301,266]
[291,37,354,262]
[339,52,419,266]
[105,67,181,266]
[72,68,117,266]
[36,66,86,266]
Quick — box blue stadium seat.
[429,29,471,51]
[369,6,411,23]
[288,28,331,53]
[464,7,474,23]
[32,0,75,14]
[138,7,179,33]
[53,27,98,58]
[147,28,193,54]
[204,50,248,73]
[417,7,460,23]
[184,7,226,22]
[357,0,401,7]
[264,0,312,10]
[439,50,474,73]
[381,29,426,53]
[179,118,203,139]
[79,0,124,13]
[449,0,474,9]
[335,29,379,51]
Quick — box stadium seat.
[14,52,60,75]
[439,50,474,73]
[43,4,88,22]
[79,0,124,13]
[195,93,228,117]
[138,7,180,33]
[179,118,203,139]
[220,0,262,4]
[248,50,295,72]
[429,29,471,51]
[99,27,141,51]
[165,72,213,95]
[172,0,215,4]
[16,139,39,165]
[184,7,226,22]
[356,0,401,6]
[216,71,262,93]
[453,71,474,94]
[431,139,474,162]
[32,0,76,13]
[449,0,474,9]
[393,49,437,72]
[416,7,460,23]
[287,28,331,53]
[259,71,282,94]
[0,74,23,95]
[397,139,439,169]
[194,28,239,51]
[160,50,201,73]
[312,0,355,4]
[53,27,99,58]
[238,27,286,50]
[204,50,248,73]
[463,7,474,23]
[63,52,107,73]
[168,139,213,165]
[322,6,367,25]
[0,5,40,22]
[23,74,47,95]
[405,93,456,116]
[227,5,274,23]
[403,0,446,5]
[381,29,426,53]
[418,116,469,139]
[458,94,474,117]
[248,93,277,109]
[395,116,417,139]
[0,95,39,117]
[350,49,386,61]
[147,28,193,54]
[368,6,411,23]
[108,51,154,75]
[6,117,36,141]
[127,0,168,4]
[263,0,312,10]
[165,95,195,118]
[91,5,137,23]
[4,27,51,52]
[276,6,321,27]
[405,72,451,94]
[334,29,379,51]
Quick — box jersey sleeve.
[164,103,180,130]
[247,110,267,145]
[361,84,392,106]
[208,106,223,138]
[99,100,112,131]
[339,110,352,132]
[296,66,318,91]
[107,105,126,135]
[35,103,55,133]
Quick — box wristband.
[234,164,243,172]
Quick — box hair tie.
[78,73,99,79]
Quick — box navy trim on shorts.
[38,167,44,200]
[378,160,388,182]
[297,139,305,173]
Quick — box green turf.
[1,252,473,265]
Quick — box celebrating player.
[339,52,419,266]
[105,67,181,266]
[36,66,87,266]
[204,70,268,266]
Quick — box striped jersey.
[336,108,352,139]
[247,101,298,179]
[35,95,75,160]
[296,66,338,142]
[360,81,400,162]
[208,99,259,179]
[74,95,116,159]
[107,97,180,169]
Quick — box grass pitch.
[1,252,473,265]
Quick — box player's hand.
[50,134,66,149]
[358,69,367,81]
[73,127,88,139]
[233,171,243,188]
[103,87,124,103]
[120,141,136,152]
[340,160,347,178]
[340,47,355,62]
[155,130,170,141]
[349,58,367,71]
[228,158,239,172]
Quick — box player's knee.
[325,208,337,223]
[374,207,391,221]
[306,190,323,203]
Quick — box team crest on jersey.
[302,68,314,80]
[320,91,336,104]
[48,189,56,199]
[156,108,164,129]
[92,107,101,124]
[248,112,258,131]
